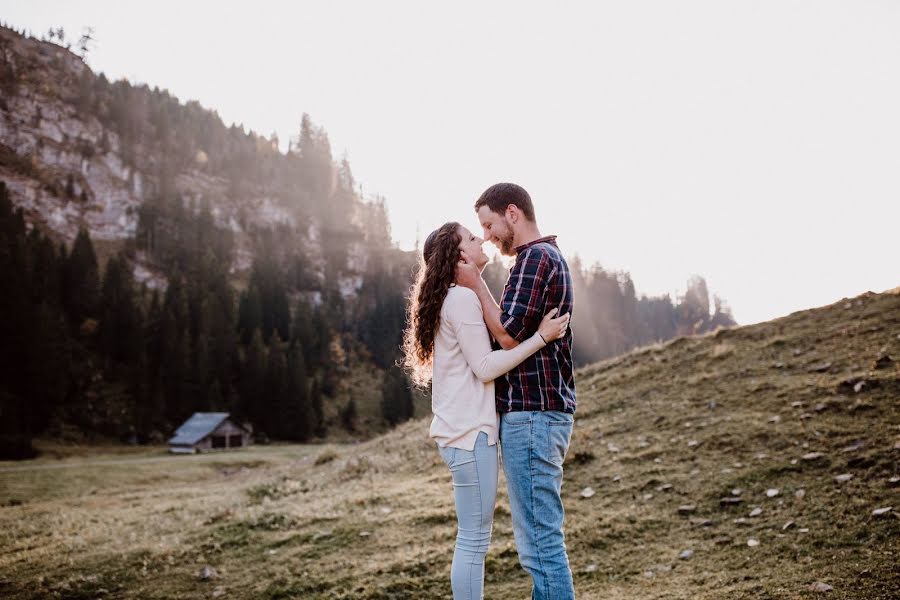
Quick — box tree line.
[482,255,734,366]
[0,181,415,459]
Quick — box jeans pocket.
[502,411,533,426]
[547,421,573,467]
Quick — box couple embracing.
[403,183,577,599]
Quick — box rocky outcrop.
[0,26,371,296]
[0,90,141,241]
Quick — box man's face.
[477,206,516,256]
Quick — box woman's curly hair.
[402,222,462,387]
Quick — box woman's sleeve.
[450,291,546,383]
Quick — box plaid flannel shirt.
[495,236,577,413]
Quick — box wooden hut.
[168,413,251,454]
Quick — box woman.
[402,221,569,599]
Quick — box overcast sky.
[3,1,898,324]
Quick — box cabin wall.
[205,420,251,451]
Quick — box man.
[456,182,577,599]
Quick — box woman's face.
[457,226,488,270]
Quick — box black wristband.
[539,332,548,344]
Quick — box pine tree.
[340,397,357,433]
[677,276,711,335]
[206,380,223,411]
[482,255,509,301]
[143,289,164,416]
[99,253,143,368]
[0,184,62,443]
[131,350,153,439]
[310,376,325,437]
[620,274,639,348]
[0,183,30,436]
[206,291,237,404]
[98,253,121,362]
[356,257,407,369]
[28,232,62,306]
[192,335,211,412]
[237,285,263,345]
[160,307,190,425]
[26,302,70,432]
[263,334,288,438]
[162,271,189,333]
[240,328,267,427]
[709,295,736,330]
[291,298,321,369]
[62,227,100,327]
[76,67,93,115]
[268,281,291,345]
[382,366,414,426]
[283,342,312,441]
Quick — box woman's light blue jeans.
[438,431,498,600]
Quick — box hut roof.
[169,412,232,446]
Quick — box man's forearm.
[473,279,519,349]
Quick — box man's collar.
[514,235,558,254]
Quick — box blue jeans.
[500,410,575,600]
[438,431,499,600]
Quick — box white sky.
[3,1,898,324]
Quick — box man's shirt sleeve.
[500,247,554,342]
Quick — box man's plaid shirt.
[494,236,577,414]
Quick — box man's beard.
[498,230,516,256]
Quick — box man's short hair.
[474,183,535,222]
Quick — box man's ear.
[506,204,519,225]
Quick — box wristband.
[539,332,548,344]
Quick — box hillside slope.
[1,289,898,599]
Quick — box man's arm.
[457,249,553,350]
[471,275,520,349]
[495,247,553,347]
[456,260,520,349]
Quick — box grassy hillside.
[1,290,898,599]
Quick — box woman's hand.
[538,307,570,343]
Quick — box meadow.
[1,290,898,599]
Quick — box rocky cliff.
[0,25,375,294]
